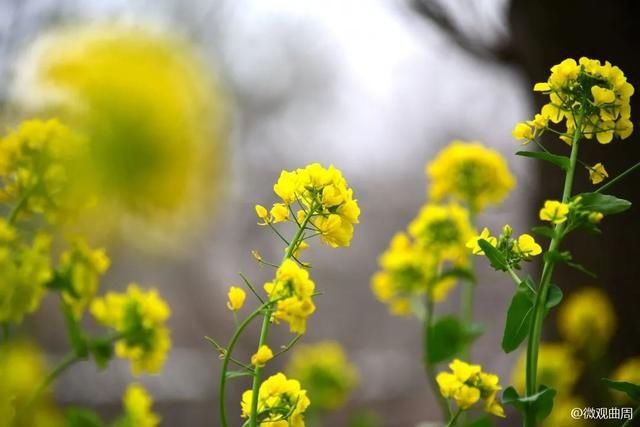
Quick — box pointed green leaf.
[602,378,640,401]
[478,239,508,271]
[502,278,536,353]
[427,316,467,364]
[65,408,105,427]
[566,261,597,278]
[226,370,254,379]
[516,150,570,170]
[502,385,556,422]
[545,284,563,311]
[577,193,632,215]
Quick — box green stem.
[621,406,640,427]
[459,281,474,360]
[22,352,82,411]
[595,161,640,194]
[524,115,582,427]
[424,294,450,422]
[446,408,462,427]
[247,204,317,427]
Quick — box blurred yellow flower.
[558,287,616,351]
[227,286,247,312]
[286,341,358,411]
[241,373,310,427]
[427,141,515,212]
[122,383,160,427]
[512,344,581,396]
[91,284,171,375]
[544,397,589,427]
[588,163,608,184]
[612,357,640,402]
[539,200,570,224]
[15,25,228,247]
[251,345,274,366]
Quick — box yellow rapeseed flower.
[588,163,608,184]
[122,383,161,427]
[91,284,171,375]
[251,345,274,366]
[264,260,316,334]
[241,372,310,427]
[426,141,515,213]
[286,341,358,411]
[466,227,497,256]
[539,200,570,224]
[270,203,290,223]
[558,287,616,351]
[513,234,542,258]
[227,286,247,311]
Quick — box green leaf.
[427,316,469,364]
[577,193,632,215]
[65,408,104,427]
[89,338,114,370]
[543,250,571,264]
[502,385,556,422]
[502,278,536,353]
[516,150,570,170]
[463,415,494,427]
[226,370,254,379]
[566,261,597,278]
[531,226,555,239]
[602,378,640,401]
[478,239,508,272]
[545,284,563,311]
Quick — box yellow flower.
[16,25,227,246]
[466,227,497,256]
[427,141,515,213]
[513,234,542,258]
[612,357,640,402]
[91,284,171,375]
[588,163,608,184]
[408,203,475,263]
[227,286,247,311]
[241,373,310,427]
[122,384,160,427]
[286,341,358,411]
[512,344,581,396]
[524,57,634,145]
[270,163,359,248]
[0,221,52,324]
[513,122,534,142]
[59,238,110,319]
[558,287,616,351]
[437,359,504,417]
[264,260,316,334]
[539,200,570,224]
[270,203,290,223]
[251,345,274,366]
[255,204,268,221]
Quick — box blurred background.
[0,0,638,426]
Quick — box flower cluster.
[0,119,85,223]
[466,224,542,268]
[262,163,360,248]
[371,233,456,316]
[436,359,505,417]
[558,287,616,351]
[58,238,110,319]
[427,141,515,213]
[513,57,634,144]
[0,219,52,324]
[264,260,316,334]
[241,373,310,427]
[285,341,358,411]
[122,383,161,427]
[91,284,171,374]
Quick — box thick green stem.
[424,295,451,422]
[524,117,582,427]
[247,204,316,427]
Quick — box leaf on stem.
[427,316,481,364]
[516,151,570,170]
[602,378,640,401]
[576,193,632,215]
[501,277,536,353]
[226,370,255,380]
[544,284,563,312]
[531,226,555,239]
[478,239,508,271]
[502,385,556,422]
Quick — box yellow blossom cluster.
[264,260,316,334]
[91,284,171,375]
[513,57,634,144]
[466,225,542,263]
[285,341,358,411]
[58,238,110,319]
[427,141,515,213]
[558,287,616,351]
[241,373,310,427]
[122,383,161,427]
[371,233,457,316]
[0,219,52,324]
[436,359,505,417]
[263,163,360,248]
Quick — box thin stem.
[459,280,474,360]
[524,114,582,427]
[205,336,254,372]
[595,161,640,194]
[424,293,450,421]
[23,352,82,410]
[507,267,523,286]
[271,335,303,359]
[621,406,639,427]
[239,273,265,304]
[446,408,462,427]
